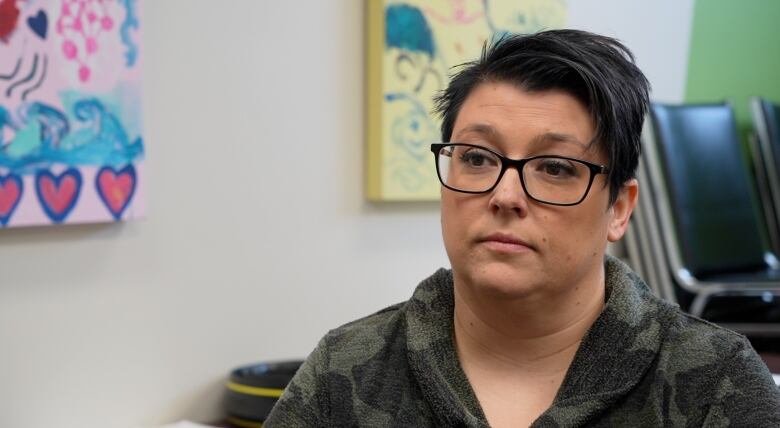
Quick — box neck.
[452,267,606,369]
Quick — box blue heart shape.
[27,10,48,40]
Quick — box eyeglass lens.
[436,144,594,205]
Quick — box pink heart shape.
[39,174,78,214]
[96,165,136,220]
[0,176,22,218]
[35,168,82,223]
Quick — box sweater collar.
[404,268,488,427]
[404,255,674,427]
[535,256,676,426]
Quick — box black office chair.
[642,102,780,330]
[750,97,780,256]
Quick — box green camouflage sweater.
[265,256,780,427]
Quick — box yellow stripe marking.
[226,381,284,398]
[226,416,263,428]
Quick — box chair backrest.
[750,97,780,255]
[754,98,780,167]
[649,103,766,277]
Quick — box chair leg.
[689,291,714,318]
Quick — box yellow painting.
[366,0,567,201]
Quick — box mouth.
[478,233,535,253]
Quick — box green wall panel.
[685,0,780,139]
[685,0,780,248]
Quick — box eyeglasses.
[431,143,609,206]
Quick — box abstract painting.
[0,0,143,227]
[366,0,566,201]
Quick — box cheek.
[441,193,477,255]
[539,207,609,261]
[441,193,461,242]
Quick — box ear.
[607,178,639,242]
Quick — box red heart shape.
[0,177,21,216]
[96,165,136,219]
[40,174,78,214]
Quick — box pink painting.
[0,0,143,227]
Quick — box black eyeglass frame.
[430,143,610,206]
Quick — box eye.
[459,148,498,168]
[537,158,578,177]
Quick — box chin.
[459,261,542,300]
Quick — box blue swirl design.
[25,102,69,150]
[385,92,437,162]
[0,99,144,174]
[384,92,438,192]
[119,0,140,67]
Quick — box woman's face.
[440,81,635,301]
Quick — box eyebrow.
[451,123,502,142]
[452,123,589,150]
[529,132,589,150]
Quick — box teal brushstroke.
[7,120,40,157]
[0,106,17,147]
[0,99,144,174]
[25,103,70,150]
[386,4,435,58]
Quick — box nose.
[488,167,529,217]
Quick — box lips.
[478,233,534,252]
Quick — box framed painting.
[366,0,566,201]
[0,0,143,227]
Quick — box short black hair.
[434,29,650,205]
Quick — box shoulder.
[305,267,454,386]
[660,309,757,368]
[319,300,409,370]
[318,267,454,368]
[266,272,452,426]
[330,300,407,338]
[655,309,780,422]
[265,299,416,426]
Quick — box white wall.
[0,1,694,427]
[568,0,695,103]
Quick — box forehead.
[451,82,599,157]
